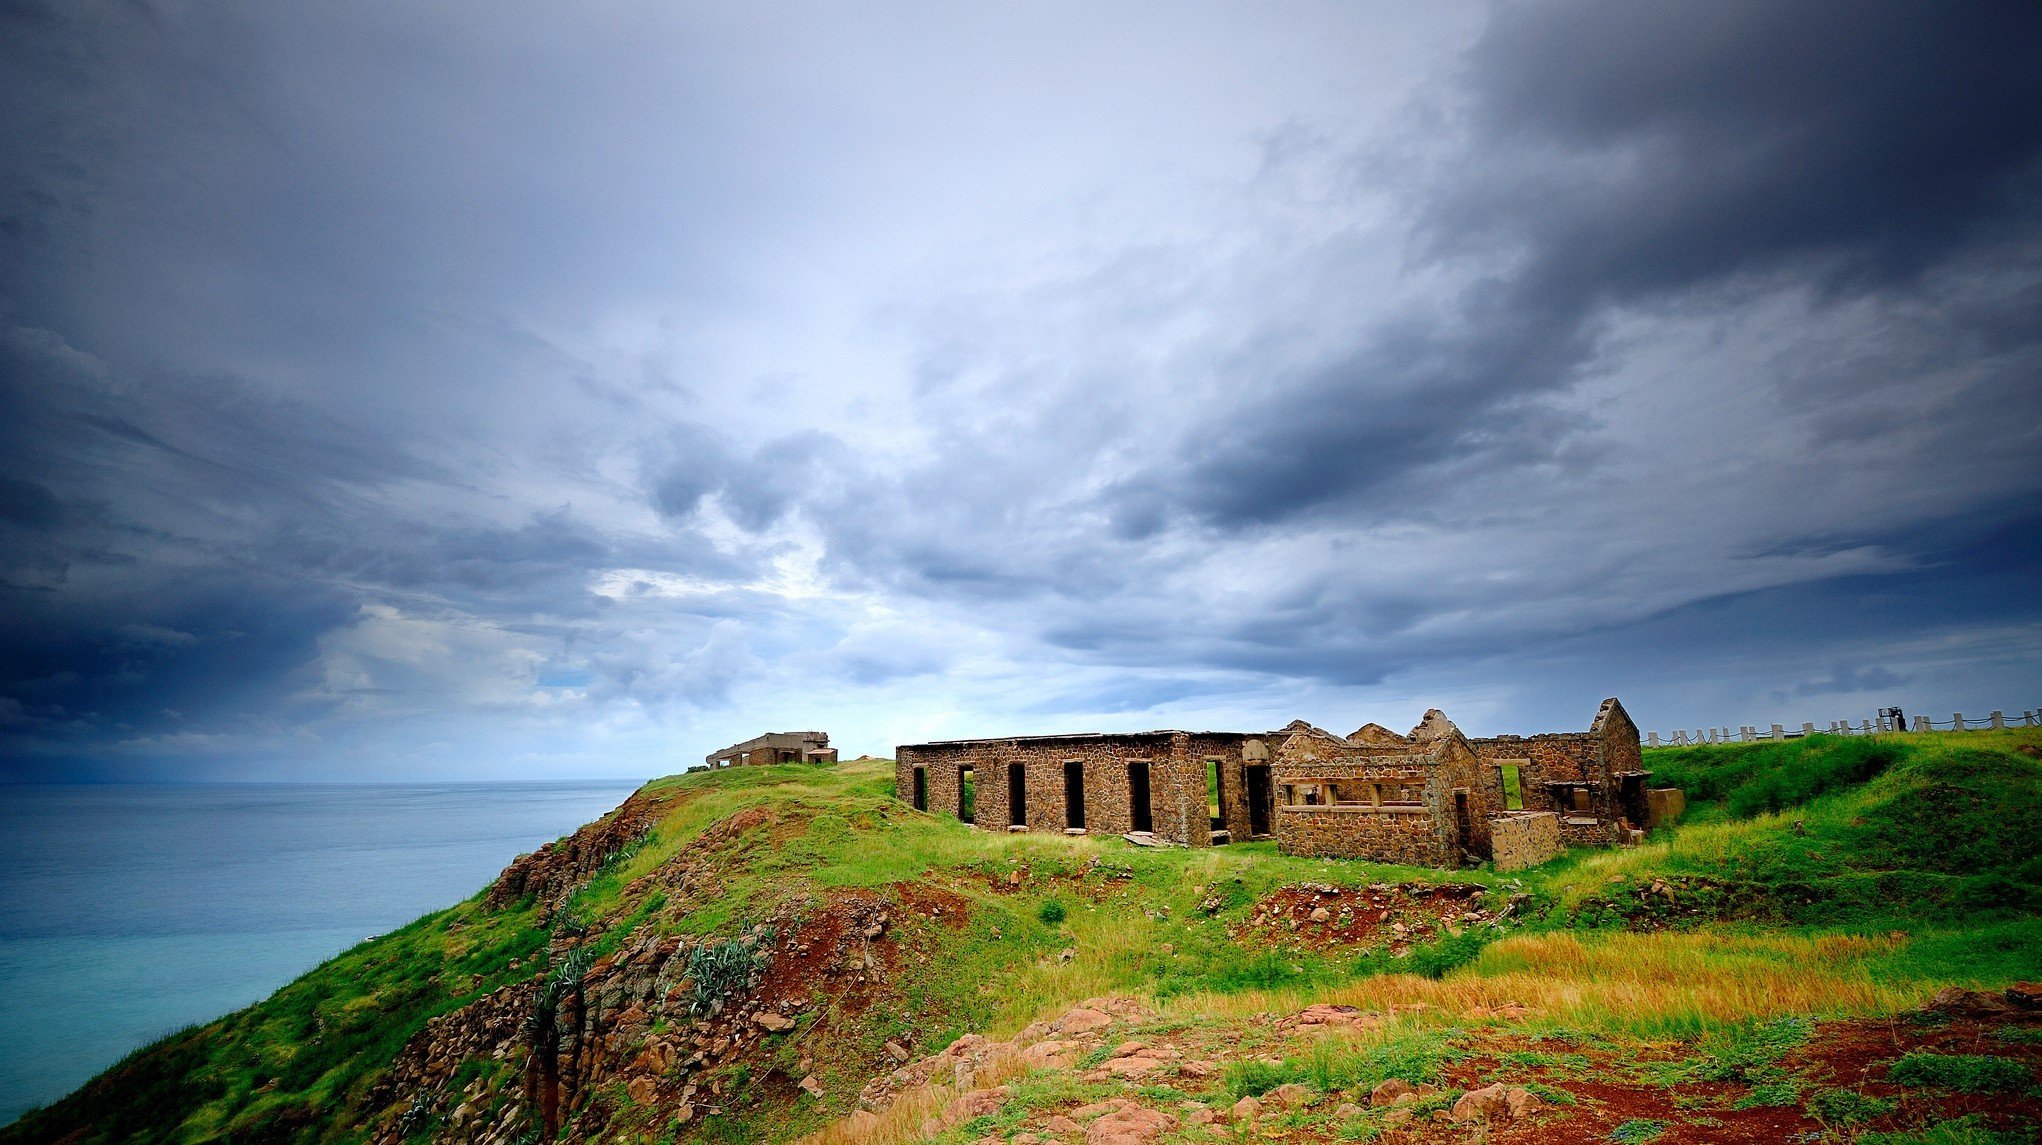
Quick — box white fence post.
[1800,722,1815,737]
[1770,723,1785,739]
[1914,715,1930,731]
[1647,731,1661,747]
[1990,710,2005,729]
[1952,713,1965,731]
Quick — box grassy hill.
[4,729,2039,1145]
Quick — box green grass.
[1886,1052,2034,1093]
[1859,1115,2036,1144]
[1807,1087,1897,1125]
[8,729,2040,1145]
[1222,1027,1464,1099]
[1546,731,2042,926]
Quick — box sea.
[0,781,642,1126]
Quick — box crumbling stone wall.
[1647,787,1685,828]
[1268,727,1506,868]
[896,731,1262,846]
[1278,804,1453,864]
[1469,698,1651,833]
[1491,812,1562,871]
[705,731,836,769]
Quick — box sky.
[2,0,2039,782]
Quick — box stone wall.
[706,731,835,769]
[896,731,1259,846]
[1559,816,1621,847]
[1469,698,1650,833]
[1268,728,1505,867]
[1647,787,1686,827]
[1276,805,1456,865]
[1490,812,1562,871]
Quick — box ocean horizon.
[0,779,643,1126]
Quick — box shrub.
[1355,928,1495,981]
[1808,1088,1897,1125]
[1858,1114,2034,1144]
[1610,1119,1667,1143]
[1886,1052,2033,1093]
[683,932,773,1018]
[1733,1080,1800,1107]
[1223,1057,1294,1098]
[1037,900,1068,926]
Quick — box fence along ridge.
[1644,707,2039,747]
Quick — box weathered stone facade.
[1490,812,1563,872]
[1466,698,1651,846]
[706,731,837,769]
[894,730,1279,847]
[1646,786,1686,828]
[891,698,1669,872]
[1269,713,1507,867]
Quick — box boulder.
[2006,982,2042,1011]
[754,1012,796,1033]
[1084,1103,1172,1145]
[1369,1078,1414,1107]
[799,1074,825,1098]
[1505,1086,1544,1119]
[1022,1040,1077,1069]
[1926,986,2014,1016]
[1228,1095,1262,1125]
[1449,1083,1509,1123]
[1057,1008,1113,1034]
[1296,1003,1366,1027]
[1265,1083,1314,1109]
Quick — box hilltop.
[5,729,2040,1144]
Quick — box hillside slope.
[4,730,2040,1145]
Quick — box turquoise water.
[0,781,640,1125]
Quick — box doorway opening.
[911,767,927,811]
[1008,763,1027,827]
[1063,760,1086,830]
[1244,765,1273,837]
[957,766,975,823]
[1618,774,1648,826]
[1127,761,1153,833]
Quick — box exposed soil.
[857,995,2042,1145]
[1227,883,1501,953]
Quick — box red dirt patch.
[1233,882,1500,953]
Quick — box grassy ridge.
[3,728,2038,1144]
[1545,729,2042,925]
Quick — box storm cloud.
[2,0,2038,780]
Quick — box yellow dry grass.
[1164,929,1927,1035]
[799,927,1934,1144]
[796,1044,1027,1145]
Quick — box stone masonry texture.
[891,699,1659,871]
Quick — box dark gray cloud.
[2,0,2038,778]
[1120,0,2042,533]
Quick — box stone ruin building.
[893,698,1680,871]
[892,730,1282,847]
[704,731,838,770]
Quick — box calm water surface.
[0,781,640,1125]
